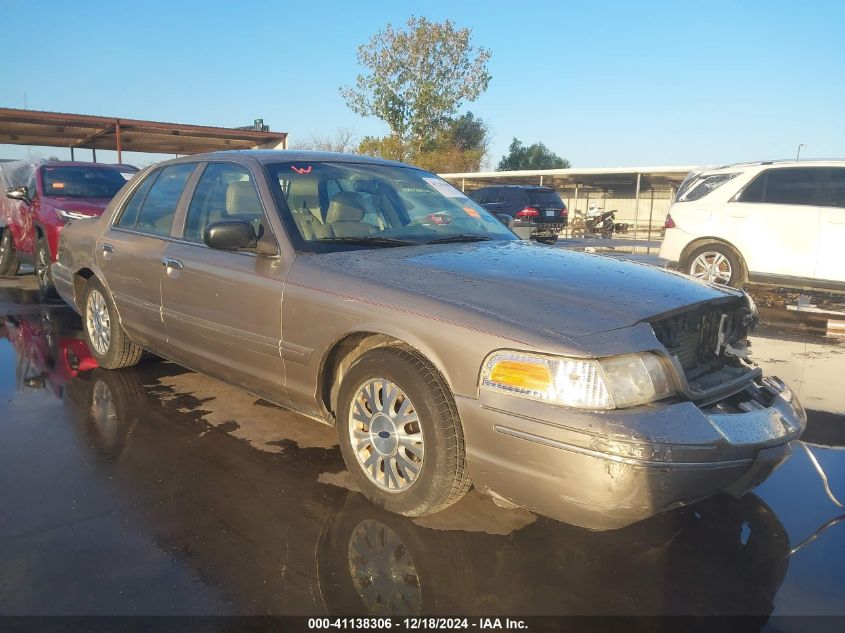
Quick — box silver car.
[52,151,806,530]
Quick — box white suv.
[660,160,845,288]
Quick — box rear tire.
[82,277,143,369]
[684,243,744,288]
[35,236,58,299]
[336,346,471,518]
[0,228,20,277]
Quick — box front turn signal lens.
[489,360,553,392]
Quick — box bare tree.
[291,128,358,153]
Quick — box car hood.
[44,197,111,216]
[302,240,739,339]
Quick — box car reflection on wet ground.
[0,277,843,618]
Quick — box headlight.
[480,350,675,410]
[56,209,97,221]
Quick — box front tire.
[35,236,58,299]
[336,346,470,517]
[82,277,143,369]
[0,228,20,277]
[685,243,744,288]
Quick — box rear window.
[527,189,564,208]
[41,166,132,199]
[676,173,739,202]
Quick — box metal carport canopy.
[440,166,697,193]
[0,108,288,161]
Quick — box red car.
[0,160,136,297]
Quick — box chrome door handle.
[161,257,183,270]
[101,243,114,260]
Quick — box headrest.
[226,180,262,216]
[327,191,366,222]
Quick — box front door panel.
[160,242,286,402]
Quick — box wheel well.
[72,268,95,310]
[319,332,420,420]
[679,237,747,281]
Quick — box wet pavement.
[1,276,844,618]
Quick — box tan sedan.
[53,151,805,530]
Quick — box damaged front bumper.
[457,376,806,530]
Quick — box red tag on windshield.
[291,166,312,174]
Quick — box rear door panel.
[727,167,821,278]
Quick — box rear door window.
[128,164,196,236]
[828,168,845,208]
[737,173,765,203]
[116,171,158,228]
[740,167,824,207]
[764,168,821,206]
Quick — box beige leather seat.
[226,180,264,235]
[326,192,374,238]
[226,180,262,216]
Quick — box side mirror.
[6,186,30,203]
[203,220,258,251]
[496,213,515,228]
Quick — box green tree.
[341,16,492,159]
[497,138,571,170]
[358,112,489,173]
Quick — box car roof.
[159,149,413,169]
[702,159,845,174]
[41,160,137,170]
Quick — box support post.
[539,175,544,187]
[633,173,642,237]
[461,178,465,192]
[92,139,96,163]
[70,146,75,161]
[647,187,655,241]
[115,119,123,164]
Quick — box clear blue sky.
[2,0,842,169]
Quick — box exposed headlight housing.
[480,350,675,410]
[56,209,98,221]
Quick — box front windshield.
[264,161,516,250]
[41,166,133,199]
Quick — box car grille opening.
[651,302,755,392]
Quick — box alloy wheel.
[690,251,733,284]
[86,289,111,355]
[348,378,424,493]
